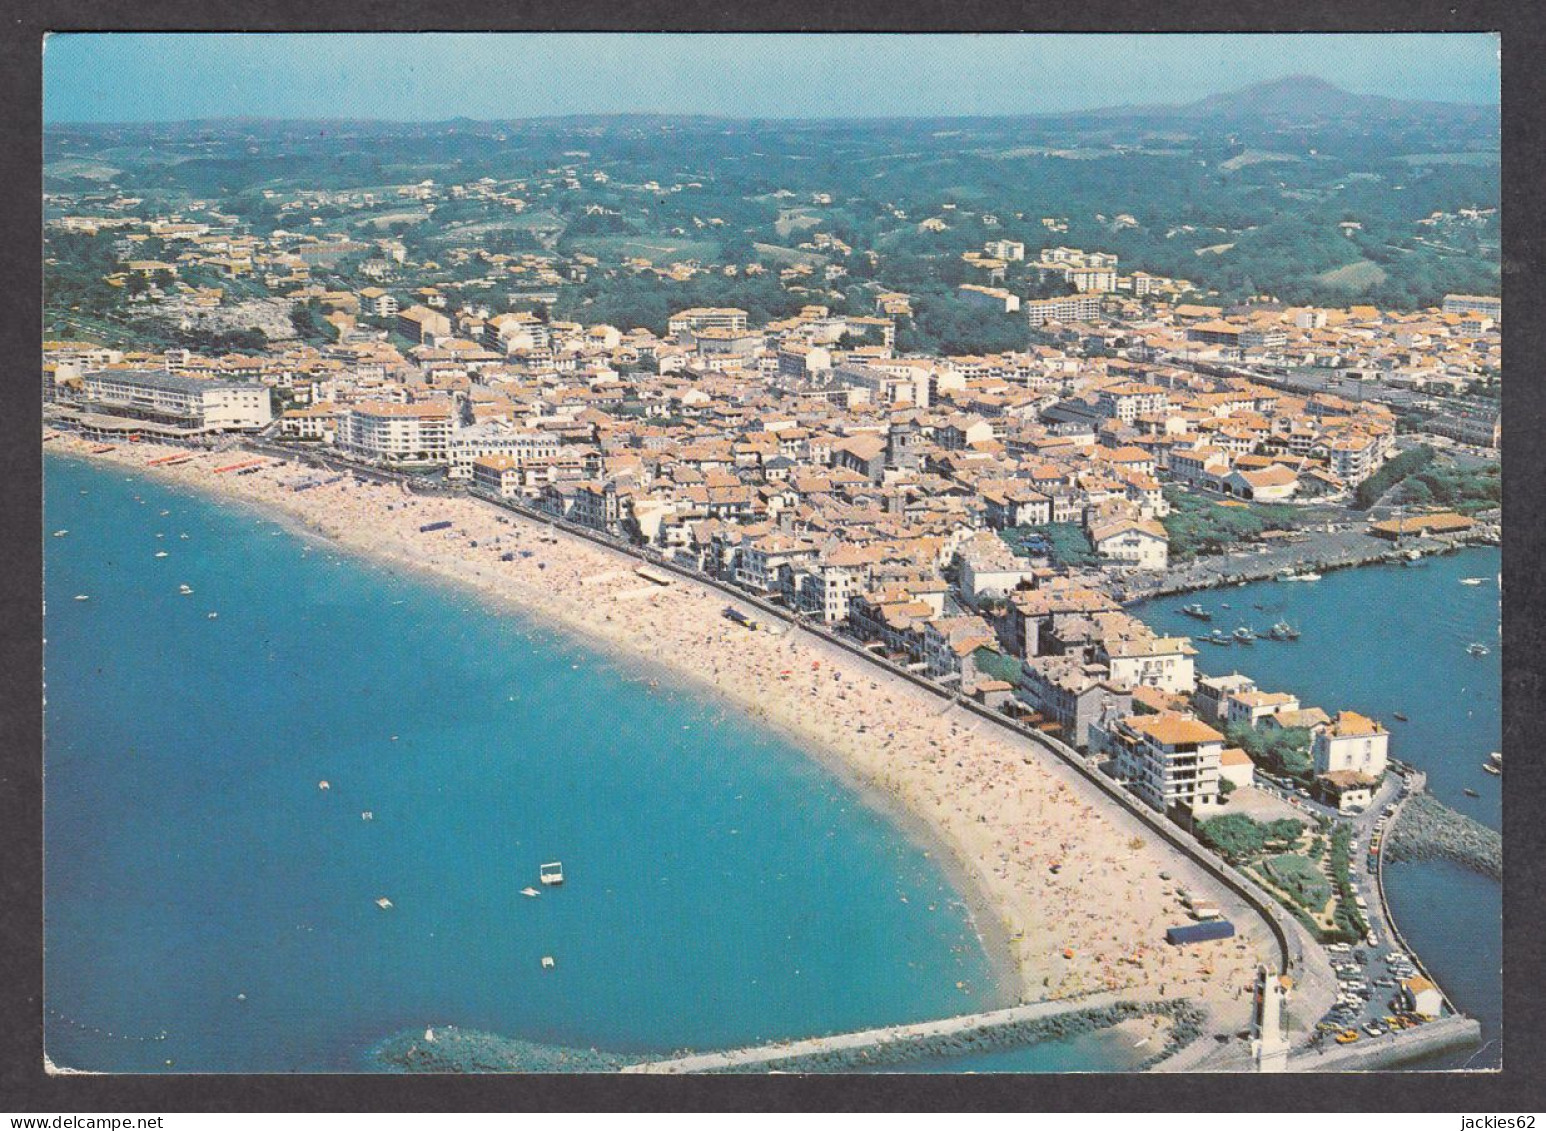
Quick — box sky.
[43,33,1501,124]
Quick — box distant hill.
[1076,74,1497,130]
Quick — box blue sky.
[43,33,1500,123]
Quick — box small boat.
[1460,577,1487,586]
[375,897,394,910]
[1268,621,1299,641]
[207,611,219,619]
[1181,603,1212,621]
[1482,763,1500,776]
[318,780,330,790]
[1466,643,1489,657]
[361,811,374,820]
[154,551,168,559]
[1285,572,1322,582]
[179,584,193,595]
[52,529,69,538]
[1463,788,1480,798]
[73,594,90,601]
[1393,712,1409,722]
[1220,603,1232,609]
[539,861,564,886]
[1489,751,1502,767]
[541,956,556,970]
[520,887,540,897]
[1203,630,1232,646]
[1233,626,1256,644]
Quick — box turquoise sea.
[44,456,1143,1074]
[1136,547,1503,1069]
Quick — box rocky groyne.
[693,1000,1205,1074]
[1385,791,1501,880]
[372,1028,630,1073]
[370,1000,1207,1074]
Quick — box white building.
[448,420,560,481]
[82,369,272,432]
[1311,711,1390,778]
[1092,711,1225,813]
[1088,517,1169,570]
[337,401,453,464]
[1025,293,1102,327]
[1100,633,1197,694]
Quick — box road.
[1121,526,1410,602]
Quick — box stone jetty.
[1385,790,1501,880]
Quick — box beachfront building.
[1016,654,1133,748]
[1311,710,1390,778]
[81,369,272,433]
[1092,711,1225,814]
[470,454,524,498]
[337,401,453,465]
[1098,633,1197,695]
[448,420,561,481]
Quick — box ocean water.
[44,456,1125,1074]
[1135,547,1503,1068]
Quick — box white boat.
[74,594,90,601]
[52,529,69,538]
[1489,751,1502,767]
[375,897,394,910]
[1460,577,1486,586]
[1466,642,1489,656]
[541,956,556,970]
[1482,763,1500,776]
[154,551,168,558]
[519,887,540,898]
[207,611,219,619]
[539,862,564,886]
[179,585,193,595]
[1285,572,1322,582]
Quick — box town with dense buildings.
[38,63,1511,1076]
[42,217,1500,838]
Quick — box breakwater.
[373,1029,630,1073]
[1385,790,1502,880]
[699,1000,1205,1074]
[370,1000,1204,1074]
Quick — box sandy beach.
[47,434,1279,1037]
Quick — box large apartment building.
[1442,293,1501,321]
[81,369,272,432]
[1025,294,1102,327]
[337,401,453,463]
[1093,711,1225,814]
[448,420,561,480]
[667,307,749,339]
